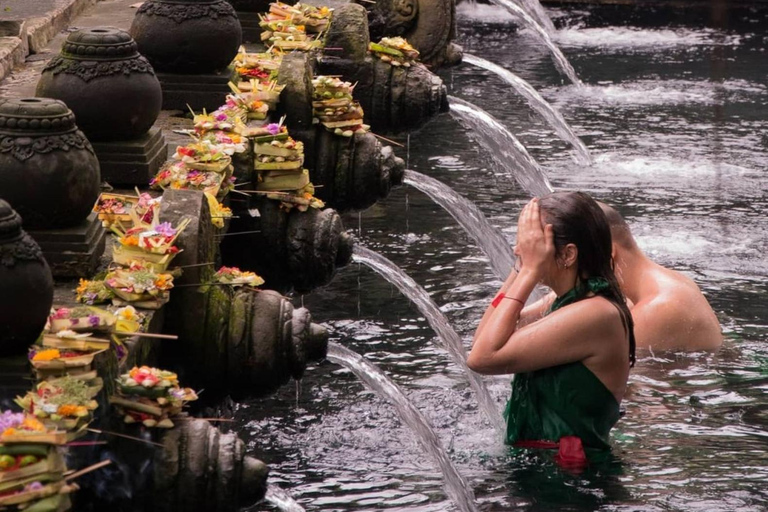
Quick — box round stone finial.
[0,98,77,136]
[62,27,139,60]
[0,200,23,243]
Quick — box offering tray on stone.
[231,80,284,110]
[40,334,110,353]
[47,307,115,334]
[368,36,420,67]
[0,480,76,511]
[0,413,69,448]
[28,346,107,380]
[93,191,161,229]
[110,367,198,428]
[104,264,175,310]
[311,76,369,136]
[175,142,232,173]
[15,378,100,433]
[110,214,189,272]
[193,108,247,134]
[214,267,265,288]
[151,161,229,200]
[235,50,282,84]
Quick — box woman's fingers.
[544,224,555,254]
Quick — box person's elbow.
[467,346,498,374]
[466,351,485,373]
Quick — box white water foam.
[554,25,742,48]
[548,79,767,106]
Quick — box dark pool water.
[239,4,768,510]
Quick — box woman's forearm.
[468,270,539,371]
[472,270,519,344]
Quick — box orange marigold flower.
[57,405,80,416]
[32,349,61,362]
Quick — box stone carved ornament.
[0,132,94,162]
[137,1,238,23]
[42,55,156,82]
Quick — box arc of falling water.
[327,342,479,512]
[404,170,515,280]
[463,54,592,166]
[448,96,554,197]
[352,246,505,434]
[488,0,582,86]
[515,0,556,34]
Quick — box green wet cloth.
[503,362,620,450]
[504,276,620,451]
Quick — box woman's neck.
[549,267,579,297]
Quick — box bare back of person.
[629,260,722,351]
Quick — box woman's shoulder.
[553,295,627,339]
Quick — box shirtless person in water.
[598,203,722,351]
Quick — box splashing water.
[463,54,592,165]
[448,96,554,197]
[404,170,514,280]
[264,484,305,512]
[352,246,504,433]
[326,342,479,512]
[488,0,582,85]
[515,0,556,34]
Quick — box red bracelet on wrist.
[492,293,525,308]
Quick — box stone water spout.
[277,51,406,211]
[363,0,462,67]
[157,189,331,396]
[316,4,449,133]
[77,418,269,511]
[153,418,269,510]
[222,196,354,293]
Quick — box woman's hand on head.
[516,198,555,279]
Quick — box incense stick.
[63,459,112,481]
[372,132,405,147]
[87,428,165,447]
[215,230,262,237]
[112,332,179,340]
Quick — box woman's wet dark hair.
[539,191,636,366]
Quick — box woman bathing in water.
[468,191,635,460]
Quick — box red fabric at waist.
[513,435,588,471]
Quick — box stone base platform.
[27,212,106,278]
[92,128,168,187]
[157,67,238,112]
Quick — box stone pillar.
[36,27,167,186]
[0,200,54,356]
[0,98,105,277]
[130,0,243,111]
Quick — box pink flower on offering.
[50,308,70,320]
[155,222,177,238]
[266,123,280,135]
[214,112,228,122]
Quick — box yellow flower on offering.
[21,416,46,431]
[76,279,88,296]
[32,349,61,361]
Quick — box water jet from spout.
[448,96,554,197]
[463,54,592,165]
[352,246,504,433]
[327,342,479,512]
